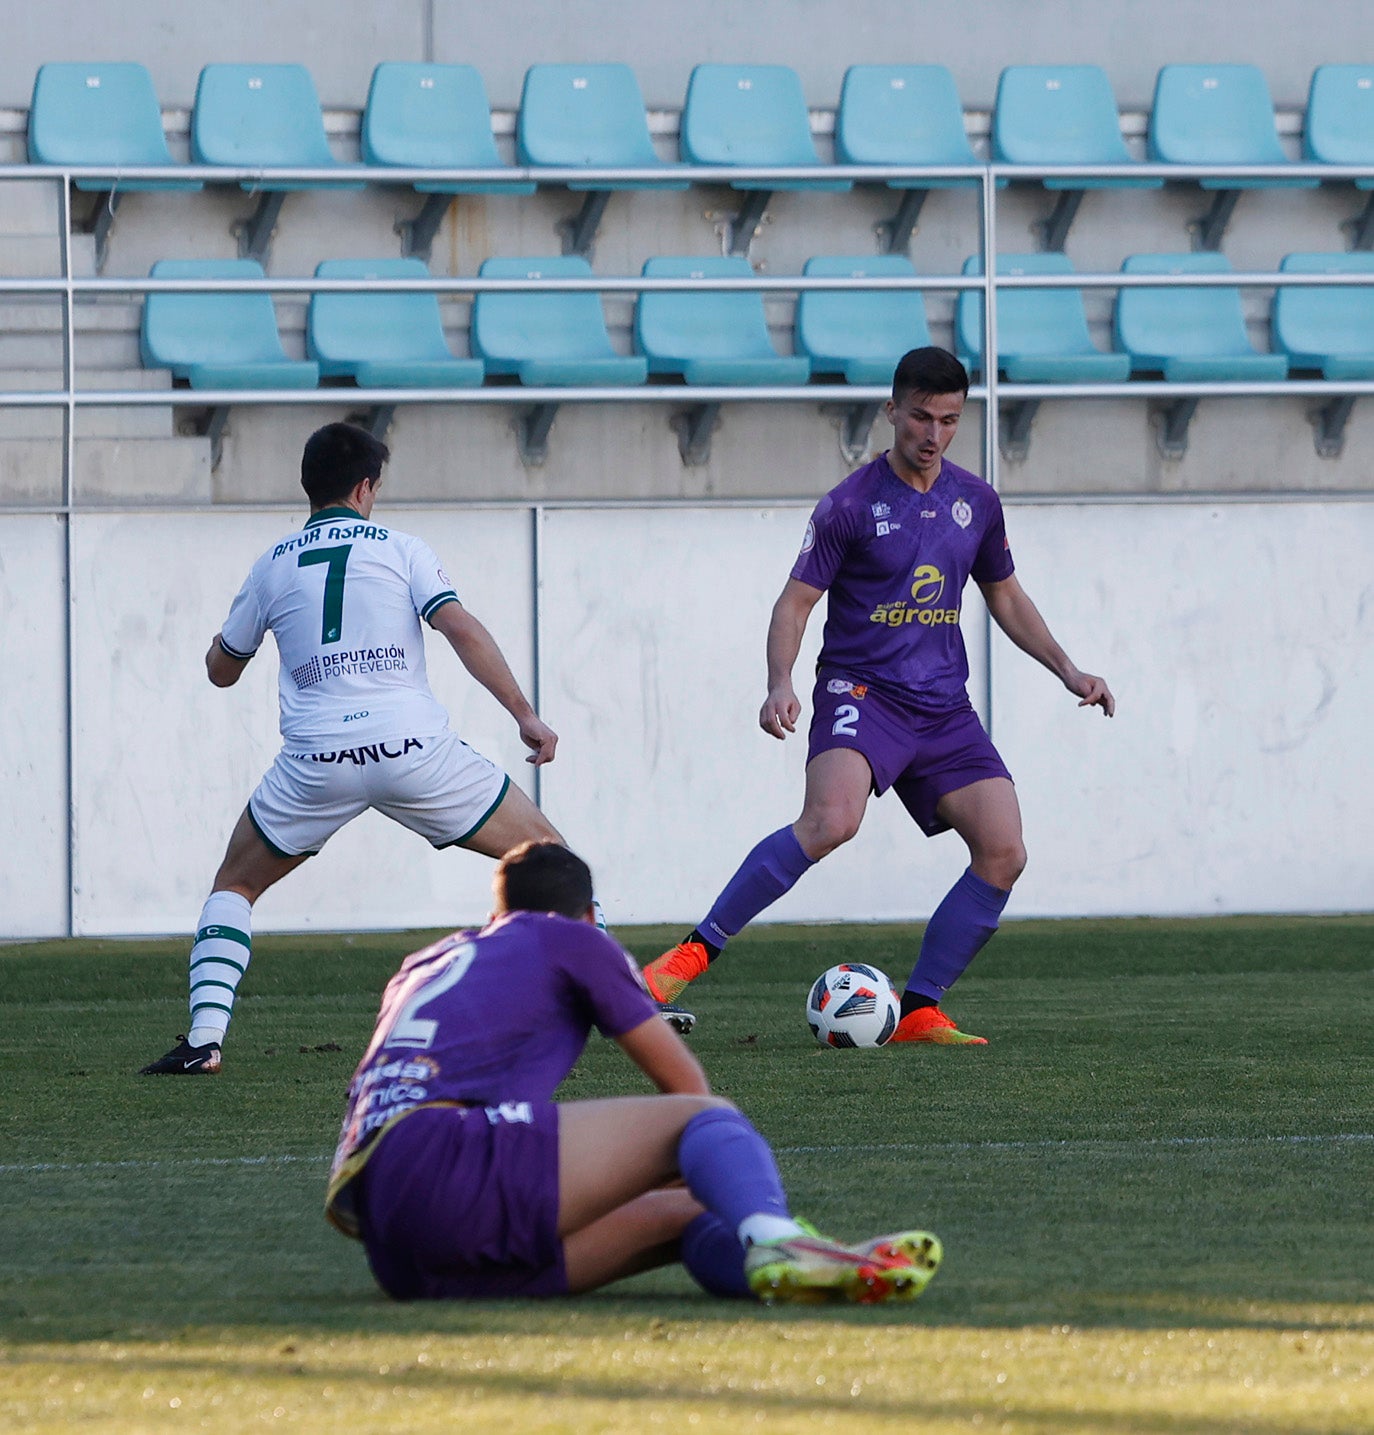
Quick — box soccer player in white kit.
[141,423,567,1075]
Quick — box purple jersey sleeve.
[790,490,858,593]
[970,489,1014,585]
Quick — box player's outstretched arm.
[205,635,251,688]
[429,602,559,763]
[978,575,1115,717]
[616,1014,714,1096]
[759,579,825,739]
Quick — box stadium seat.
[1303,65,1374,248]
[1271,252,1374,377]
[1148,64,1317,249]
[795,256,932,384]
[141,258,318,470]
[1114,251,1287,456]
[515,63,687,256]
[517,63,684,183]
[992,65,1160,249]
[1114,252,1288,379]
[140,259,319,388]
[634,256,810,385]
[955,252,1128,460]
[834,65,977,252]
[1271,250,1374,454]
[27,62,202,270]
[955,252,1130,381]
[679,64,848,254]
[1304,64,1374,179]
[795,254,930,457]
[307,259,483,387]
[469,256,647,385]
[362,62,531,190]
[192,64,363,262]
[470,255,645,463]
[361,62,534,259]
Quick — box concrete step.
[0,436,211,505]
[0,329,145,369]
[0,298,146,334]
[0,234,95,278]
[0,367,176,437]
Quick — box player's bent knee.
[798,811,863,858]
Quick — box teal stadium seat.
[954,253,1130,381]
[1113,253,1288,379]
[834,65,977,183]
[307,259,483,387]
[27,62,200,191]
[993,65,1161,249]
[516,63,689,258]
[140,259,319,388]
[1149,64,1317,249]
[362,62,534,195]
[1149,63,1314,185]
[993,65,1156,185]
[1303,65,1374,248]
[1304,65,1374,185]
[834,66,977,253]
[192,63,362,185]
[470,257,648,385]
[635,256,810,385]
[680,64,847,255]
[517,63,687,189]
[27,62,201,269]
[362,62,531,260]
[1272,252,1374,378]
[192,64,363,262]
[795,256,932,384]
[679,64,849,192]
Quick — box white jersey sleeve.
[219,571,268,660]
[227,507,462,747]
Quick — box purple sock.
[699,826,815,949]
[677,1107,791,1231]
[681,1213,751,1297]
[905,867,1010,1002]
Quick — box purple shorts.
[356,1102,567,1300]
[807,671,1012,836]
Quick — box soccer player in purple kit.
[644,347,1115,1043]
[326,841,942,1304]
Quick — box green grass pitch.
[2,914,1372,1433]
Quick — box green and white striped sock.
[185,891,252,1049]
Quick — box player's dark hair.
[492,841,595,921]
[891,346,970,402]
[300,423,390,508]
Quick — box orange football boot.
[889,1006,987,1045]
[642,939,711,1003]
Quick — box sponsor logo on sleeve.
[800,520,815,555]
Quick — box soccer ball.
[806,963,901,1048]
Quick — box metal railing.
[4,158,1374,500]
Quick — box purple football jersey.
[790,454,1014,711]
[327,911,657,1231]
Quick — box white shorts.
[247,730,510,858]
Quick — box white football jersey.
[219,506,459,746]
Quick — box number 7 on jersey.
[298,544,352,644]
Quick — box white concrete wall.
[3,496,1369,938]
[4,1,1366,109]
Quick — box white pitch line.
[780,1133,1374,1155]
[0,1133,1370,1177]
